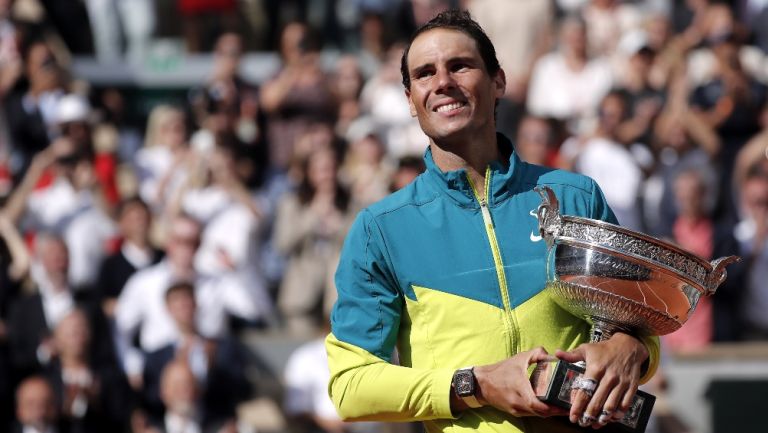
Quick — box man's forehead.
[407,28,481,67]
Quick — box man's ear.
[494,68,507,99]
[405,89,417,117]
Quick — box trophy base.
[530,360,655,433]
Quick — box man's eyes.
[412,63,473,80]
[415,69,434,79]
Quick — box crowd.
[1,0,768,432]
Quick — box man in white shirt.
[527,16,613,131]
[115,215,269,386]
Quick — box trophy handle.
[705,255,741,295]
[535,186,562,248]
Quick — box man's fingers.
[555,347,585,364]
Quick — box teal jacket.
[326,135,660,433]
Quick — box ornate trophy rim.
[535,186,740,295]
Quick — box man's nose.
[435,68,456,91]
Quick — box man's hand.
[470,347,569,418]
[556,333,649,428]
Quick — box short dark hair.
[400,10,500,89]
[165,281,195,302]
[117,196,149,218]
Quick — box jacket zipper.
[467,168,518,354]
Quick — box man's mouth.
[434,101,466,113]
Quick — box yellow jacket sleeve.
[326,333,456,422]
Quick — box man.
[95,197,162,319]
[149,360,238,433]
[10,376,66,433]
[7,234,112,378]
[114,214,267,388]
[713,167,768,341]
[326,10,659,433]
[142,282,249,426]
[2,134,117,291]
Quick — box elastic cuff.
[432,368,459,419]
[638,335,660,384]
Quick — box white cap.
[345,116,379,143]
[618,30,651,57]
[56,94,91,124]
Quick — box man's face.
[166,219,201,273]
[742,177,768,224]
[54,311,91,359]
[405,29,504,144]
[17,379,57,429]
[38,238,69,278]
[166,289,197,331]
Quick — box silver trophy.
[530,186,739,432]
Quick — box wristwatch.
[452,367,482,408]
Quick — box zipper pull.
[478,198,493,228]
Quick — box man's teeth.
[436,102,464,113]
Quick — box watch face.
[454,370,475,397]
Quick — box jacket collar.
[422,133,522,207]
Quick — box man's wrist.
[472,365,489,406]
[451,367,484,409]
[613,332,650,370]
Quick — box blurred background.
[0,0,767,432]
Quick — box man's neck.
[430,132,501,197]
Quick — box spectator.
[559,90,653,231]
[54,93,120,208]
[514,115,557,167]
[95,197,162,319]
[260,21,336,174]
[10,376,63,433]
[712,167,768,341]
[0,210,29,307]
[689,30,768,218]
[339,127,394,207]
[614,32,665,147]
[0,0,22,98]
[389,155,425,193]
[645,92,721,237]
[142,282,249,426]
[662,169,716,352]
[581,0,643,57]
[0,210,27,429]
[44,309,133,432]
[114,214,268,387]
[1,136,116,291]
[3,40,67,180]
[7,233,113,378]
[274,146,354,335]
[173,139,273,307]
[360,43,426,158]
[733,103,768,194]
[527,15,613,132]
[135,105,191,215]
[188,32,265,153]
[283,320,380,433]
[467,0,554,136]
[149,359,238,433]
[330,55,364,138]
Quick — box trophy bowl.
[535,186,739,342]
[530,186,740,432]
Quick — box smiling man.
[326,10,659,433]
